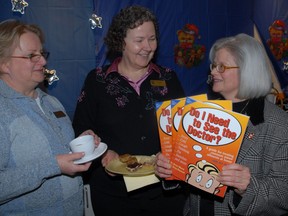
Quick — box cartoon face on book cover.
[186,160,223,195]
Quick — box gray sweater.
[0,80,83,216]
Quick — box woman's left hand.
[79,129,101,146]
[154,152,172,178]
[217,163,251,196]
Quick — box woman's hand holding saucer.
[56,153,92,176]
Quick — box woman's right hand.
[154,152,173,178]
[101,150,119,167]
[56,153,92,176]
[101,150,119,176]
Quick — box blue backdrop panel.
[253,0,288,93]
[0,0,255,119]
[0,0,96,118]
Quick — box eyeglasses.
[210,63,239,73]
[10,51,49,63]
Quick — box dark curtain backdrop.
[1,0,286,119]
[253,0,288,92]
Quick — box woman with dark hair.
[73,5,186,216]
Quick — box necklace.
[240,100,250,114]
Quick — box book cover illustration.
[155,95,208,165]
[156,94,231,181]
[171,94,208,146]
[155,100,173,159]
[171,96,232,146]
[170,97,249,197]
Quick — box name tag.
[150,80,166,87]
[54,111,66,118]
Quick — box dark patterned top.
[73,58,185,196]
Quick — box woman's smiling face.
[211,48,240,101]
[122,21,157,70]
[2,31,46,94]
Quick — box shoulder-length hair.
[0,19,44,64]
[209,33,273,99]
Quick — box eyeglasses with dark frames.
[10,51,49,63]
[210,63,239,73]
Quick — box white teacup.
[69,135,95,157]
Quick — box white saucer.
[74,142,108,164]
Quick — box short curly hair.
[104,5,159,55]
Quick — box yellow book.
[155,100,173,159]
[156,94,208,180]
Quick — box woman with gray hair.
[155,33,288,215]
[209,33,272,99]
